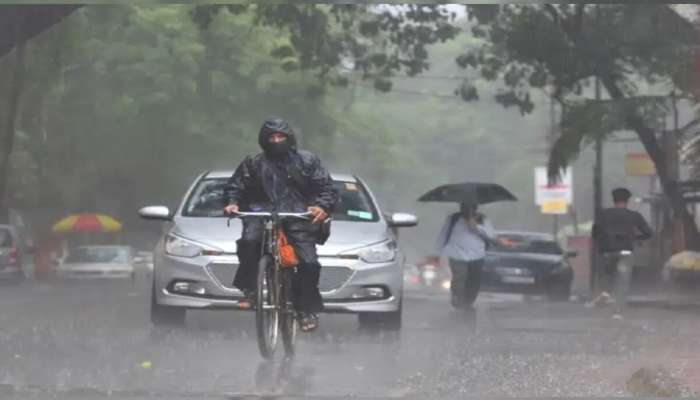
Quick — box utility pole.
[590,3,603,296]
[549,94,560,238]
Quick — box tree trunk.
[600,74,700,250]
[545,4,699,249]
[0,41,26,223]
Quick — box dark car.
[482,231,576,301]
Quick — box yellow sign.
[625,153,656,176]
[541,199,567,215]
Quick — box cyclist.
[591,187,652,317]
[224,117,338,332]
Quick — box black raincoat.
[224,117,339,313]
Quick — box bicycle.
[227,210,311,359]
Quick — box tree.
[3,5,460,232]
[456,4,700,247]
[191,5,459,94]
[0,5,81,221]
[0,41,25,223]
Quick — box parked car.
[0,224,31,280]
[56,245,137,280]
[139,170,418,330]
[481,231,576,301]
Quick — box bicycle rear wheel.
[256,255,279,359]
[280,268,297,356]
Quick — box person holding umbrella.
[427,202,495,309]
[420,182,517,309]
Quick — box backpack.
[443,213,462,247]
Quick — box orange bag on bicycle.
[278,229,299,268]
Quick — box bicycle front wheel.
[256,255,279,359]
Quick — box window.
[182,179,229,217]
[332,181,379,222]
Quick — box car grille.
[206,263,353,293]
[319,266,354,293]
[207,263,238,288]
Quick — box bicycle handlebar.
[226,211,313,226]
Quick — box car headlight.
[165,234,222,258]
[357,241,396,264]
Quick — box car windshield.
[491,233,563,255]
[182,178,379,222]
[0,228,12,247]
[331,181,379,222]
[182,178,228,217]
[64,247,131,264]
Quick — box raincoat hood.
[258,117,297,158]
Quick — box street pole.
[590,3,603,297]
[591,77,603,296]
[548,94,561,239]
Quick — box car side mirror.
[387,213,418,228]
[565,250,578,258]
[138,205,172,221]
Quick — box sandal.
[299,313,319,332]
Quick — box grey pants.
[599,252,634,308]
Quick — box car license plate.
[501,276,535,284]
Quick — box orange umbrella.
[52,213,122,233]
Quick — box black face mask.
[265,139,291,158]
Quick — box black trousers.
[233,219,323,313]
[448,258,484,309]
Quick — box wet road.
[1,278,699,399]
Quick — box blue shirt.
[434,215,495,262]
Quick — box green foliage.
[4,4,460,231]
[459,4,698,182]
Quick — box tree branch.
[545,4,585,42]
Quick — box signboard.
[535,167,573,206]
[540,199,567,215]
[625,152,656,176]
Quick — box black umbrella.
[418,182,517,205]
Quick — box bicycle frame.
[227,210,311,358]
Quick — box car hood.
[171,217,390,256]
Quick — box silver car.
[56,245,137,280]
[139,170,418,330]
